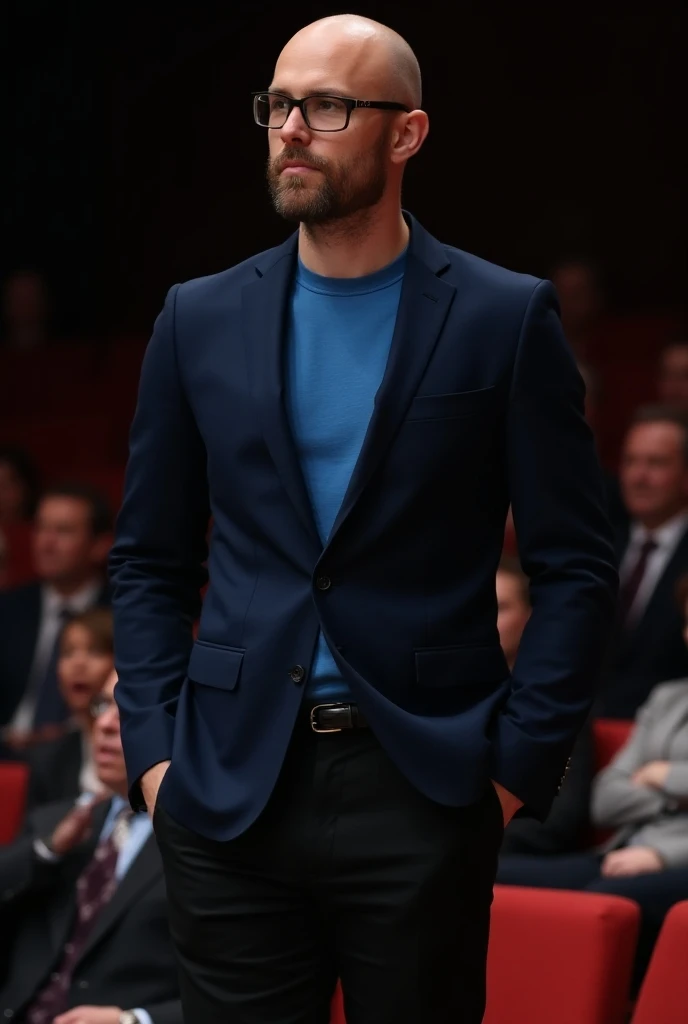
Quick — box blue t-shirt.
[286,250,406,701]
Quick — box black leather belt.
[307,702,369,733]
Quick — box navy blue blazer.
[110,216,618,840]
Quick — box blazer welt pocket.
[415,643,509,688]
[406,386,496,422]
[187,640,245,691]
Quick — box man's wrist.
[120,1011,142,1024]
[33,837,60,863]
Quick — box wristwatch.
[119,1013,140,1024]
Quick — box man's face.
[657,346,688,411]
[92,670,127,795]
[620,422,688,525]
[496,571,530,668]
[32,496,105,585]
[265,35,398,226]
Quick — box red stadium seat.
[593,718,634,773]
[483,886,639,1024]
[631,901,688,1024]
[0,762,29,844]
[330,887,639,1024]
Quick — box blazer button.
[316,575,332,591]
[78,980,89,990]
[4,1010,15,1019]
[289,665,305,684]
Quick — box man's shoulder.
[174,236,294,306]
[0,581,41,616]
[440,241,544,301]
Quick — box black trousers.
[154,722,504,1023]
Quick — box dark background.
[4,1,686,336]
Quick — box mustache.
[271,148,329,175]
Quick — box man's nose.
[279,105,311,145]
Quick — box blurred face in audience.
[59,621,114,725]
[620,421,688,528]
[657,345,688,411]
[32,496,109,590]
[496,569,530,669]
[92,670,127,796]
[552,262,601,337]
[0,459,29,524]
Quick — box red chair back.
[593,719,634,773]
[631,900,688,1024]
[0,761,29,844]
[484,885,639,1024]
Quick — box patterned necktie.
[25,807,133,1024]
[618,537,658,624]
[32,606,73,728]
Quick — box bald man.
[111,15,618,1023]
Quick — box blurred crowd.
[0,259,687,1020]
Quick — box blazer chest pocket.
[406,386,496,422]
[415,643,509,688]
[187,640,245,691]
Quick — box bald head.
[275,15,422,110]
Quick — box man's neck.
[46,575,101,600]
[298,203,409,279]
[636,507,688,533]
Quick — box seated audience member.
[600,405,688,717]
[550,257,604,365]
[0,484,112,750]
[494,558,594,867]
[25,608,114,811]
[496,574,688,988]
[577,363,628,532]
[0,446,40,526]
[0,669,182,1024]
[657,338,688,413]
[0,269,51,350]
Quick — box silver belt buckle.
[310,703,344,733]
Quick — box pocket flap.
[415,643,508,688]
[187,641,245,691]
[406,386,496,421]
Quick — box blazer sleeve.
[109,285,210,809]
[591,696,666,827]
[489,280,619,819]
[500,713,594,855]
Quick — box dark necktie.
[25,807,133,1024]
[32,606,73,728]
[618,537,658,624]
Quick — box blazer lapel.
[75,834,162,967]
[242,235,322,549]
[327,227,455,545]
[619,527,688,653]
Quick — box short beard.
[266,133,388,228]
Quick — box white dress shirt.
[8,580,102,733]
[620,511,688,624]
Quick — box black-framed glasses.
[252,91,410,132]
[90,695,117,719]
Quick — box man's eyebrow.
[267,86,350,98]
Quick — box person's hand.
[491,779,524,826]
[140,760,171,818]
[53,1005,122,1023]
[601,846,664,877]
[3,722,67,751]
[48,796,110,857]
[632,760,671,790]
